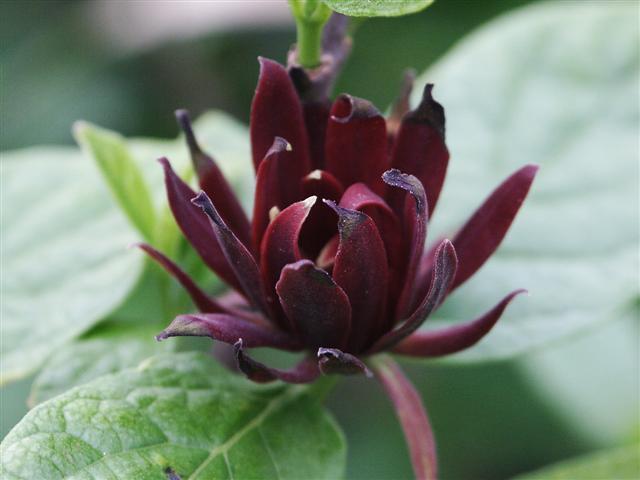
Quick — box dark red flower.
[140,50,537,385]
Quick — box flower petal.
[234,339,319,384]
[372,355,437,480]
[156,313,301,350]
[160,157,242,293]
[382,169,428,320]
[325,94,388,192]
[317,348,371,377]
[175,109,251,246]
[393,290,526,357]
[251,137,296,254]
[450,164,539,290]
[276,260,351,349]
[389,84,449,218]
[192,191,269,315]
[132,243,227,314]
[324,201,389,352]
[250,57,311,175]
[369,240,457,353]
[260,196,317,327]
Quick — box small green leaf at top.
[513,443,640,480]
[74,121,157,242]
[322,0,434,17]
[1,352,346,480]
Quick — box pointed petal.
[160,157,242,292]
[175,109,251,246]
[325,201,389,352]
[371,355,437,480]
[393,290,526,357]
[317,348,371,377]
[250,57,311,175]
[325,94,388,192]
[133,243,227,314]
[192,191,269,315]
[389,84,449,218]
[451,164,539,290]
[251,137,295,254]
[156,313,301,350]
[234,340,319,384]
[260,197,317,327]
[382,169,428,320]
[369,240,457,353]
[276,260,351,349]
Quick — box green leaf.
[411,1,639,361]
[74,122,157,241]
[0,147,143,385]
[1,353,346,480]
[28,324,171,406]
[513,443,640,480]
[322,0,434,17]
[1,111,253,385]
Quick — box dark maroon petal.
[250,57,311,175]
[317,348,371,377]
[156,313,301,350]
[387,69,416,140]
[192,191,269,315]
[276,260,351,349]
[234,339,320,384]
[325,94,388,192]
[369,240,457,353]
[160,157,242,293]
[301,169,344,201]
[251,137,295,255]
[389,84,449,218]
[324,201,389,352]
[260,197,317,327]
[394,290,526,358]
[382,169,428,320]
[372,355,437,480]
[450,164,539,290]
[132,243,227,314]
[301,101,331,170]
[175,109,251,246]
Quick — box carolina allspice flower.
[134,16,538,479]
[140,53,537,382]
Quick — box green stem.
[289,0,331,69]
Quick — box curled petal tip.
[155,331,168,342]
[190,190,209,208]
[157,156,171,168]
[268,136,292,154]
[317,348,372,378]
[330,94,380,123]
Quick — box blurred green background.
[1,1,638,479]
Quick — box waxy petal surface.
[450,164,539,290]
[192,191,269,315]
[325,94,388,191]
[325,201,389,352]
[370,240,457,353]
[250,57,311,175]
[393,290,526,357]
[382,169,428,320]
[317,348,371,377]
[276,260,351,349]
[390,84,449,218]
[157,313,300,350]
[160,157,242,292]
[234,340,320,384]
[133,243,226,314]
[175,109,251,246]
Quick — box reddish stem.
[371,354,437,480]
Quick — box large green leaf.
[513,443,640,480]
[412,1,639,361]
[1,112,253,386]
[322,0,434,17]
[0,353,346,480]
[0,147,143,385]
